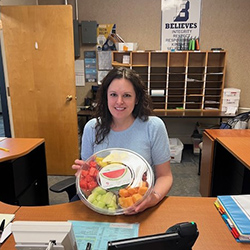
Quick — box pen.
[85,242,92,250]
[0,147,9,152]
[0,219,5,238]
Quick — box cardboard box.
[222,105,239,112]
[223,88,241,99]
[169,138,184,163]
[115,43,138,51]
[222,98,240,106]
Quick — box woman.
[72,67,173,214]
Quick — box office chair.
[49,177,76,201]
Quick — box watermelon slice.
[102,168,126,179]
[99,164,132,190]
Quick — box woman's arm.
[153,160,173,200]
[127,160,173,214]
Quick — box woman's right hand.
[72,159,85,176]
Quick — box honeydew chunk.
[104,192,114,205]
[87,193,98,203]
[100,192,113,205]
[96,194,102,201]
[92,186,107,195]
[108,207,116,212]
[96,200,106,208]
[112,195,117,202]
[107,200,118,209]
[92,200,98,206]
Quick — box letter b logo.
[174,1,190,22]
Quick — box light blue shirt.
[81,116,171,168]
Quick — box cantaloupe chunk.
[118,197,125,207]
[132,193,142,203]
[118,183,149,209]
[125,197,134,207]
[119,188,130,197]
[119,196,134,208]
[138,186,148,195]
[127,188,137,195]
[141,181,147,187]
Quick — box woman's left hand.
[125,191,160,215]
[125,160,173,215]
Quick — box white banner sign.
[161,0,201,51]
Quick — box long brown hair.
[94,67,153,144]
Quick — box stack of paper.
[214,195,250,242]
[70,221,139,250]
[0,213,15,243]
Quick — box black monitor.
[107,222,199,250]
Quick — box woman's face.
[107,78,137,121]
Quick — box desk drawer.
[17,179,41,206]
[12,155,36,197]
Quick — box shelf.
[188,92,203,95]
[188,67,206,74]
[188,52,206,67]
[187,82,203,89]
[168,89,185,95]
[112,52,130,65]
[169,67,186,73]
[150,75,167,81]
[150,52,168,67]
[169,52,187,67]
[132,67,148,74]
[112,51,226,111]
[112,61,130,67]
[132,52,149,66]
[168,81,185,88]
[169,74,186,81]
[207,51,226,67]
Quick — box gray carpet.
[47,146,201,205]
[168,146,201,197]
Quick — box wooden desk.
[0,201,19,214]
[77,109,94,121]
[2,197,249,250]
[153,110,235,120]
[216,136,250,168]
[200,129,250,196]
[0,138,49,206]
[78,109,235,121]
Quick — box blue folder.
[217,195,250,238]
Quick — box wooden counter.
[2,197,250,250]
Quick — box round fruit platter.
[76,148,154,215]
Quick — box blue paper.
[70,220,139,250]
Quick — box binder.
[215,195,250,242]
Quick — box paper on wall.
[75,60,85,86]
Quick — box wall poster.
[161,0,202,51]
[84,51,97,83]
